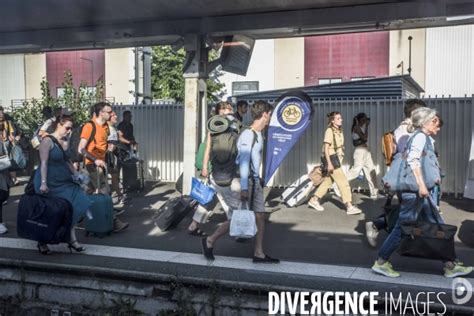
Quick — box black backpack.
[67,121,96,163]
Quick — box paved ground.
[1,179,473,276]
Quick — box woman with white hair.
[372,107,472,278]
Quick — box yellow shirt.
[322,127,344,158]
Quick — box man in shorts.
[201,100,280,264]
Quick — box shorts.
[209,176,265,220]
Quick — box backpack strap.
[85,121,97,146]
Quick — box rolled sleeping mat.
[207,116,230,134]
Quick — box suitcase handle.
[96,165,108,194]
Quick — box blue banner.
[264,91,314,184]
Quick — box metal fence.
[114,96,474,196]
[113,103,184,182]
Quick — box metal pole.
[134,47,140,105]
[408,36,413,75]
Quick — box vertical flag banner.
[264,91,314,184]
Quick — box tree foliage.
[11,70,104,138]
[151,46,226,104]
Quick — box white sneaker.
[346,206,362,215]
[370,193,384,201]
[0,223,8,234]
[365,221,379,247]
[308,198,324,211]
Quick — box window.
[351,76,375,81]
[57,86,96,97]
[318,78,342,85]
[232,81,259,96]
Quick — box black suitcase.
[122,158,145,191]
[153,196,198,231]
[17,194,73,244]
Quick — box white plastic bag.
[229,204,257,239]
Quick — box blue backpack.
[382,131,441,192]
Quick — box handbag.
[229,202,257,239]
[398,196,457,261]
[320,128,342,174]
[308,165,325,187]
[9,143,27,171]
[0,142,11,171]
[382,131,441,192]
[190,177,216,206]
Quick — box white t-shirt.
[39,117,56,134]
[108,125,118,142]
[393,119,411,154]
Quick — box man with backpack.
[188,102,235,236]
[77,102,129,233]
[365,99,426,247]
[201,100,280,264]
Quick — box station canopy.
[1,0,474,54]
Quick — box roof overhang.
[1,0,474,53]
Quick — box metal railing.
[10,97,116,108]
[114,96,474,195]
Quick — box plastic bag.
[229,203,257,239]
[190,177,216,205]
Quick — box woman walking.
[372,107,472,278]
[346,113,380,200]
[308,112,362,215]
[0,121,12,234]
[35,115,92,255]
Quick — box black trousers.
[0,189,10,222]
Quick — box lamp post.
[80,57,94,88]
[407,36,413,75]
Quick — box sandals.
[188,228,207,237]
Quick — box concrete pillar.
[142,47,152,104]
[182,35,208,194]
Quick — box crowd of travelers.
[0,97,471,279]
[192,98,472,279]
[0,102,138,255]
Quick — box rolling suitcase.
[85,195,114,237]
[84,168,114,237]
[154,196,198,231]
[123,158,145,191]
[281,174,315,207]
[17,194,73,244]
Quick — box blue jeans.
[378,192,444,261]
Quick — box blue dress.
[34,142,92,224]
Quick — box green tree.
[151,46,226,104]
[12,71,102,138]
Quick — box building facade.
[220,24,474,99]
[1,25,473,107]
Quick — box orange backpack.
[381,131,396,166]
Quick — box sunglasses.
[64,126,73,131]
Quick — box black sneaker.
[253,254,280,264]
[201,237,215,261]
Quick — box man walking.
[78,102,128,232]
[201,100,279,263]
